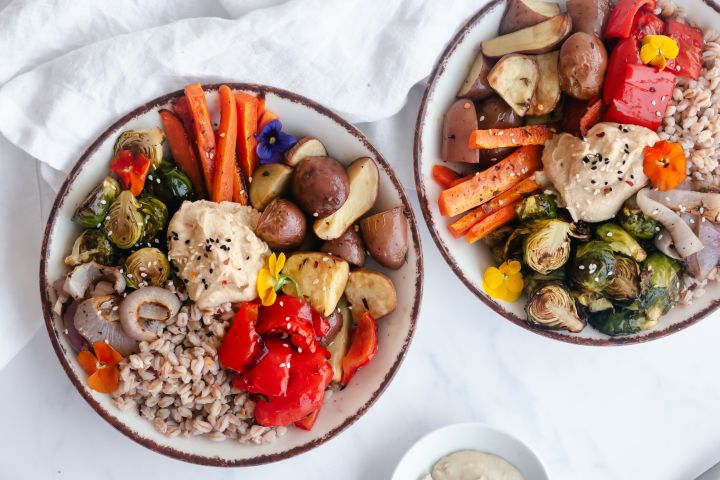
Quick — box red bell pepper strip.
[665,19,704,80]
[604,64,677,131]
[605,0,656,39]
[109,149,152,196]
[294,409,320,431]
[254,346,333,427]
[211,85,238,203]
[431,165,461,189]
[235,92,261,180]
[631,9,665,36]
[232,337,292,397]
[256,295,320,353]
[159,109,207,198]
[184,83,216,194]
[603,37,642,105]
[218,302,264,373]
[340,312,378,386]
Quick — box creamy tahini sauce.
[542,122,659,223]
[427,450,524,480]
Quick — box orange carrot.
[465,202,520,244]
[258,110,279,131]
[438,145,543,217]
[468,126,554,149]
[235,92,261,179]
[211,85,238,203]
[159,109,207,199]
[448,177,540,238]
[449,172,476,188]
[431,165,461,189]
[172,96,196,143]
[184,83,216,193]
[233,163,249,205]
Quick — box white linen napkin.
[0,0,478,369]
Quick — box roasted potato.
[327,297,351,382]
[476,96,522,167]
[292,156,349,217]
[344,269,398,321]
[281,252,350,317]
[499,0,562,35]
[558,32,608,100]
[360,207,409,270]
[442,99,479,164]
[321,308,344,347]
[487,54,539,116]
[482,15,572,58]
[249,163,293,211]
[321,226,366,266]
[285,136,327,167]
[255,198,306,250]
[457,52,495,101]
[314,157,379,241]
[528,51,561,116]
[567,0,611,36]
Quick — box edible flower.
[77,342,123,393]
[256,253,301,306]
[482,260,524,302]
[643,140,687,191]
[640,35,680,71]
[256,120,297,164]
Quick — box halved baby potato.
[457,52,495,101]
[281,252,349,317]
[249,163,293,210]
[487,54,540,116]
[482,14,573,58]
[527,51,561,116]
[284,136,328,167]
[344,268,398,322]
[360,207,409,270]
[442,99,479,163]
[499,0,562,35]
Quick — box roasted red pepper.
[218,302,264,373]
[294,409,320,431]
[665,19,704,80]
[254,346,333,427]
[605,0,656,38]
[603,38,642,105]
[256,295,326,353]
[109,149,152,196]
[605,64,677,131]
[341,312,378,386]
[632,9,665,36]
[233,338,292,397]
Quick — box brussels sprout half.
[103,190,145,250]
[138,194,169,244]
[605,255,641,301]
[595,223,647,262]
[526,283,586,333]
[145,162,194,213]
[570,241,617,293]
[123,247,170,289]
[114,127,165,170]
[72,176,121,228]
[515,194,558,222]
[640,252,682,326]
[620,207,660,241]
[524,269,567,297]
[575,290,613,313]
[64,230,116,267]
[589,308,645,336]
[522,219,574,275]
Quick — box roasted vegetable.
[516,194,557,222]
[619,207,660,241]
[138,194,169,244]
[528,51,561,115]
[524,269,566,296]
[292,156,350,217]
[457,52,495,100]
[589,308,644,336]
[360,207,409,270]
[144,162,194,213]
[281,252,350,317]
[64,230,116,267]
[103,190,145,250]
[344,268,398,322]
[123,247,170,289]
[641,252,681,327]
[113,127,165,170]
[595,223,647,262]
[570,241,617,293]
[499,0,561,35]
[482,15,573,58]
[575,290,613,312]
[483,225,516,264]
[522,218,576,274]
[249,163,293,211]
[605,255,641,300]
[72,176,121,229]
[255,198,307,251]
[558,32,608,100]
[526,283,586,332]
[442,99,480,163]
[487,54,540,116]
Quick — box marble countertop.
[2,86,720,480]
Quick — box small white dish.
[392,422,548,480]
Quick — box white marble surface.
[2,85,720,480]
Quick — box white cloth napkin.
[0,0,478,370]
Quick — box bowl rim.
[413,0,720,346]
[39,82,424,466]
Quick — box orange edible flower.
[77,342,124,394]
[643,141,687,191]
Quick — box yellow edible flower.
[640,35,680,71]
[257,252,286,306]
[482,260,525,302]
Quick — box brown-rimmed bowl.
[414,0,720,345]
[40,83,423,465]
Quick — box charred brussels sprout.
[72,176,121,228]
[138,194,168,244]
[589,308,645,336]
[114,127,165,170]
[522,219,575,275]
[575,290,613,313]
[64,230,115,266]
[605,256,641,300]
[596,223,647,262]
[641,252,682,327]
[620,207,660,241]
[103,190,145,249]
[524,269,567,296]
[570,241,617,293]
[145,163,194,213]
[526,283,586,333]
[123,247,170,288]
[483,225,516,264]
[515,194,558,222]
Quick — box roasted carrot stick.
[172,96,196,143]
[468,126,554,149]
[233,164,249,205]
[258,110,279,131]
[448,177,540,238]
[211,85,238,203]
[235,92,261,179]
[465,202,520,244]
[431,165,461,189]
[449,172,476,188]
[438,145,543,217]
[159,109,207,199]
[184,83,216,194]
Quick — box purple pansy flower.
[256,119,297,164]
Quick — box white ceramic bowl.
[414,0,720,345]
[40,84,423,465]
[392,422,548,480]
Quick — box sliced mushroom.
[64,261,126,300]
[119,287,181,342]
[74,295,138,356]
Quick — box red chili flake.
[626,180,635,187]
[222,280,228,285]
[224,258,230,265]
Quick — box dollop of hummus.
[542,122,659,223]
[429,450,524,480]
[167,200,270,311]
